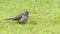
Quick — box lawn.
[0,0,60,34]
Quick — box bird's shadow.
[16,21,28,25]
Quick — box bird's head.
[24,11,29,17]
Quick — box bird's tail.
[4,18,13,20]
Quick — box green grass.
[0,0,60,34]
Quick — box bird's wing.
[12,13,24,20]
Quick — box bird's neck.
[24,14,28,17]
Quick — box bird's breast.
[18,16,28,22]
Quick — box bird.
[5,11,29,24]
